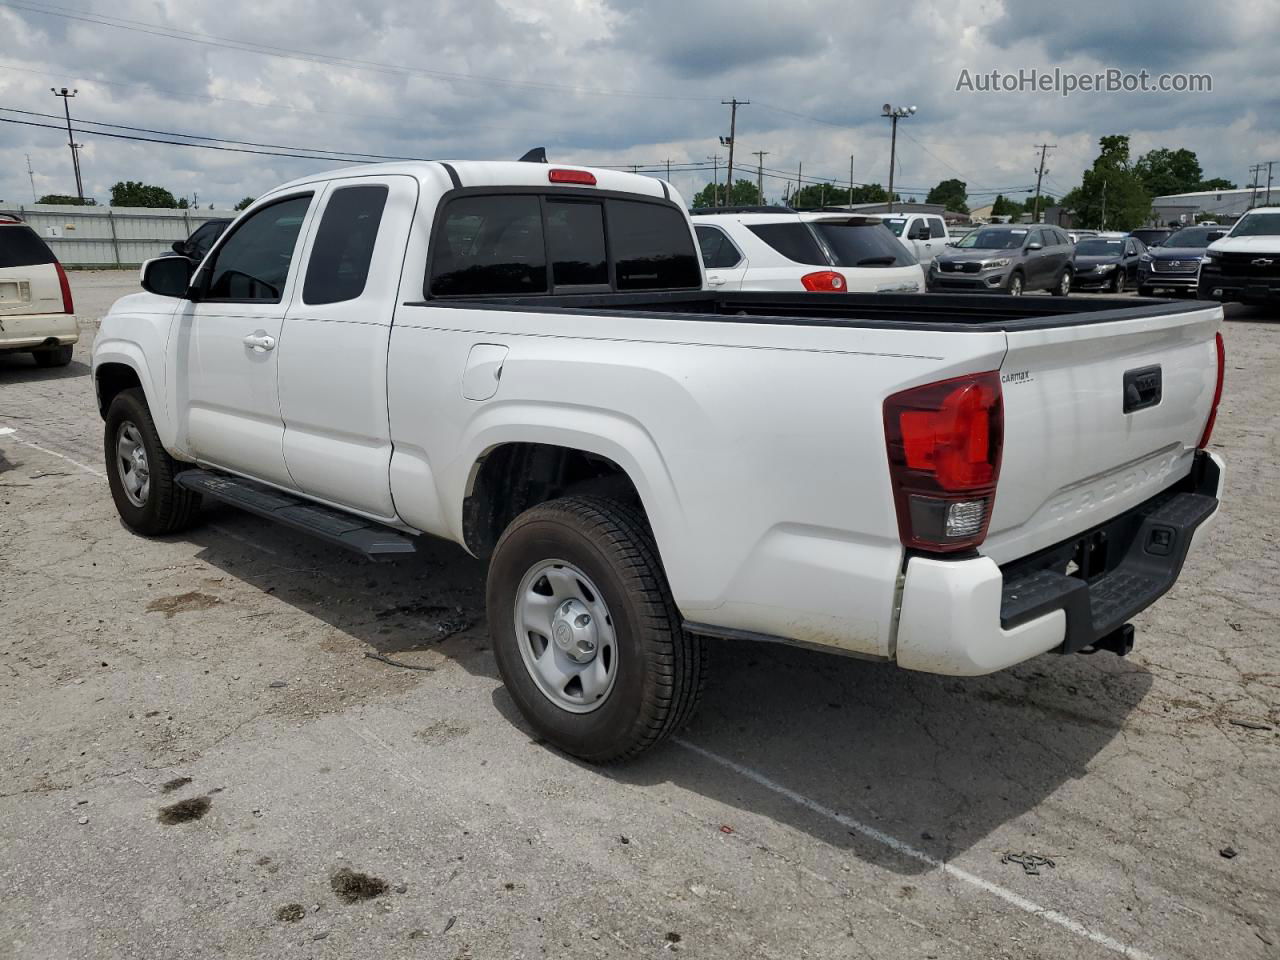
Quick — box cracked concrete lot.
[1,270,1276,959]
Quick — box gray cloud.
[0,0,1275,212]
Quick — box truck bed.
[414,290,1210,332]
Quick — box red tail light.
[1197,331,1225,449]
[549,169,597,186]
[883,371,1004,552]
[801,270,846,292]
[55,260,74,314]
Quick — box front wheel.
[1006,272,1025,296]
[487,496,705,763]
[104,388,202,536]
[1111,271,1126,294]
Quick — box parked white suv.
[879,212,952,265]
[0,214,77,367]
[1198,207,1280,306]
[692,208,924,293]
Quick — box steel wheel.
[115,420,150,507]
[514,559,618,714]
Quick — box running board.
[176,469,417,561]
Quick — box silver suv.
[930,224,1074,296]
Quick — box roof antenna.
[519,147,548,163]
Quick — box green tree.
[989,194,1023,218]
[788,181,891,208]
[1134,147,1204,198]
[1197,177,1237,192]
[110,181,178,208]
[1060,135,1151,230]
[690,178,766,208]
[925,179,968,213]
[234,196,256,211]
[36,194,95,206]
[1022,194,1056,215]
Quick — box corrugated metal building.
[0,203,227,268]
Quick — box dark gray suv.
[929,224,1074,296]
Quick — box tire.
[1138,285,1155,297]
[104,388,202,536]
[33,344,74,367]
[1111,271,1126,294]
[1006,271,1024,296]
[487,496,705,764]
[1056,268,1072,297]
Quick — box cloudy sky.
[1,0,1277,210]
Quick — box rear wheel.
[1006,271,1025,296]
[487,496,705,763]
[104,388,202,535]
[33,344,73,367]
[1056,268,1072,297]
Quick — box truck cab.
[879,212,951,265]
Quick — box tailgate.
[982,304,1221,564]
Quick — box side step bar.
[176,469,417,561]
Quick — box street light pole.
[881,103,916,214]
[51,87,84,202]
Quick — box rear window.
[430,195,547,297]
[0,224,56,269]
[747,222,826,264]
[812,222,914,268]
[303,185,389,305]
[427,193,700,297]
[607,200,701,291]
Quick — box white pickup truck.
[879,212,952,265]
[92,161,1226,762]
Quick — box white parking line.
[0,427,106,479]
[674,738,1156,960]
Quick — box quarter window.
[204,195,312,302]
[303,185,389,305]
[928,217,947,239]
[695,225,743,269]
[746,222,826,264]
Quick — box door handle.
[707,277,727,287]
[243,332,276,352]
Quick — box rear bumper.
[0,313,79,350]
[895,451,1224,676]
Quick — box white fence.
[0,203,228,268]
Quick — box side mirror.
[171,240,187,256]
[1026,241,1044,251]
[140,256,194,298]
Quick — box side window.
[204,195,312,302]
[545,199,607,288]
[429,195,547,297]
[929,217,947,239]
[303,185,389,305]
[746,222,827,265]
[606,199,701,291]
[1026,229,1045,248]
[1125,240,1138,256]
[907,217,929,240]
[695,225,743,269]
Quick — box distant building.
[969,203,994,222]
[1152,187,1269,225]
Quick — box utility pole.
[848,154,855,207]
[26,154,36,201]
[1267,161,1274,205]
[720,99,748,207]
[1032,143,1056,223]
[1248,164,1264,209]
[796,161,802,206]
[705,154,722,206]
[1100,179,1108,231]
[881,104,916,213]
[752,150,769,205]
[665,158,671,180]
[51,87,84,201]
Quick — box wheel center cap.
[552,599,598,664]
